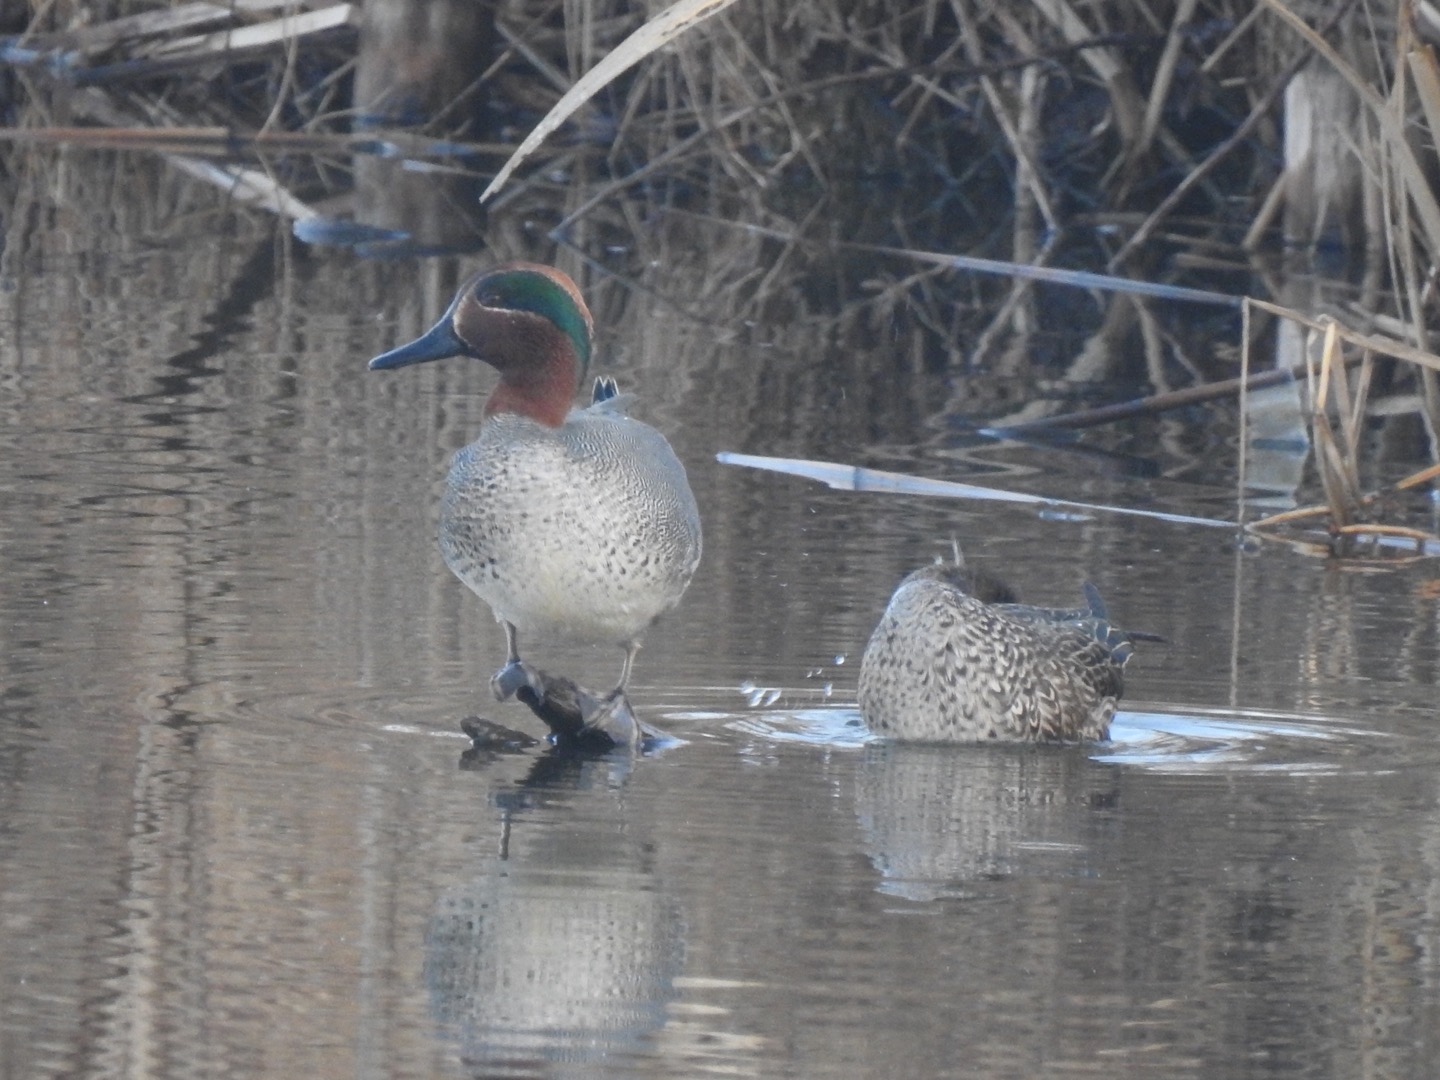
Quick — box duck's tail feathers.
[1083,582,1166,656]
[591,375,620,404]
[1082,582,1109,621]
[587,375,637,415]
[1123,628,1168,644]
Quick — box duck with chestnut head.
[370,263,702,744]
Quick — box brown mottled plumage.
[858,560,1142,743]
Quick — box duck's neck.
[483,347,579,428]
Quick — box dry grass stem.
[483,0,742,200]
[1242,299,1440,551]
[4,0,1440,555]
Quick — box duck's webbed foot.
[489,621,542,702]
[490,658,544,702]
[578,687,642,752]
[509,668,632,749]
[504,667,669,753]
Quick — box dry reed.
[5,0,1440,548]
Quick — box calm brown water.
[3,149,1440,1079]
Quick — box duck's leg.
[611,641,640,697]
[501,666,645,752]
[487,632,646,750]
[490,621,542,701]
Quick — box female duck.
[369,263,702,723]
[857,555,1143,743]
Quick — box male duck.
[857,552,1145,743]
[369,263,702,728]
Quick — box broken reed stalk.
[987,358,1348,435]
[0,125,512,156]
[1307,320,1360,525]
[1241,300,1440,550]
[1248,457,1440,533]
[482,0,742,201]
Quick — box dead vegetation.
[2,0,1440,550]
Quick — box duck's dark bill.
[368,318,465,369]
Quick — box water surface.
[2,148,1439,1079]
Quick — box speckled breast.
[437,409,702,644]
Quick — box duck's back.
[858,574,1124,742]
[439,406,701,644]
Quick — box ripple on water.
[720,696,1410,775]
[714,700,1418,906]
[220,677,1418,784]
[1098,705,1405,774]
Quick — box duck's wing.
[998,583,1163,660]
[968,600,1125,739]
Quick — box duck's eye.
[474,287,502,308]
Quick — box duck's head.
[369,263,594,427]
